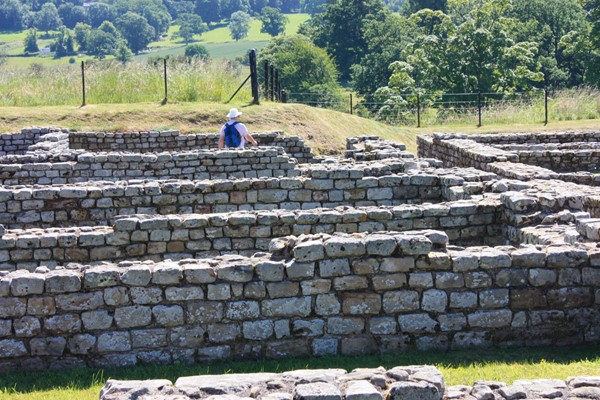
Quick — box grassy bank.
[1,344,599,400]
[1,102,600,155]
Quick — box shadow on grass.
[1,344,599,394]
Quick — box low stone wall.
[345,136,415,161]
[0,166,495,229]
[100,369,600,400]
[417,131,600,176]
[0,198,503,271]
[68,131,316,164]
[0,147,298,185]
[0,128,66,156]
[0,231,598,371]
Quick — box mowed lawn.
[0,14,309,67]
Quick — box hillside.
[1,102,599,155]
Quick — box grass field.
[0,101,599,155]
[0,14,309,67]
[0,344,599,400]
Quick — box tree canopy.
[259,7,289,37]
[228,11,252,41]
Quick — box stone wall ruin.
[0,128,598,375]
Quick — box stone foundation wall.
[0,198,503,271]
[0,128,65,156]
[0,231,598,371]
[68,131,316,163]
[0,166,495,229]
[0,147,298,185]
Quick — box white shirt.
[219,120,250,148]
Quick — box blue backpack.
[224,121,241,148]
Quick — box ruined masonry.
[0,128,599,400]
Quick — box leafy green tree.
[112,0,172,38]
[404,0,447,13]
[87,21,120,58]
[114,39,134,62]
[228,11,252,41]
[351,12,412,95]
[258,34,341,93]
[250,0,270,13]
[587,0,600,86]
[308,0,387,80]
[74,22,91,52]
[185,43,210,58]
[115,12,156,54]
[221,0,251,18]
[175,13,208,43]
[300,0,327,14]
[87,2,115,28]
[195,0,221,26]
[169,1,195,18]
[0,0,25,31]
[34,3,62,35]
[53,25,75,58]
[259,7,288,36]
[511,0,587,88]
[58,4,89,29]
[24,29,40,54]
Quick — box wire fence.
[283,90,552,127]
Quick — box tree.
[87,2,115,28]
[115,12,156,54]
[228,11,252,41]
[0,0,25,31]
[351,12,412,95]
[185,43,210,58]
[24,29,40,54]
[52,25,74,58]
[308,0,387,80]
[74,22,91,52]
[404,0,447,14]
[34,3,62,35]
[112,0,172,38]
[58,4,88,29]
[195,0,221,26]
[258,34,341,93]
[114,39,133,62]
[87,21,120,58]
[250,0,270,14]
[259,6,288,37]
[221,0,251,18]
[175,13,208,43]
[300,0,328,14]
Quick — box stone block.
[294,241,325,262]
[342,293,381,315]
[131,328,167,348]
[217,262,254,282]
[130,287,163,304]
[30,337,66,356]
[398,313,438,333]
[324,237,366,258]
[97,331,131,352]
[171,326,205,348]
[27,297,55,316]
[84,267,120,289]
[327,317,364,335]
[286,261,315,279]
[315,293,341,315]
[256,261,285,281]
[387,381,441,400]
[114,305,152,328]
[364,235,397,256]
[243,320,274,340]
[11,273,44,296]
[82,310,113,330]
[292,319,325,337]
[152,305,184,326]
[422,289,448,312]
[120,266,152,286]
[187,301,224,324]
[468,310,512,328]
[207,323,241,343]
[262,297,311,317]
[319,259,351,278]
[152,263,183,285]
[165,287,204,301]
[55,292,104,311]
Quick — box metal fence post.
[349,93,353,114]
[81,61,86,106]
[544,89,548,125]
[417,94,421,128]
[249,49,259,105]
[264,61,269,99]
[275,69,280,101]
[477,91,482,127]
[163,58,168,104]
[269,65,274,101]
[281,89,287,103]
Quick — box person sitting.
[218,108,258,149]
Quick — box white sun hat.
[227,108,242,118]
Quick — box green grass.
[0,13,309,67]
[0,345,599,400]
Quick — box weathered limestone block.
[294,241,325,262]
[294,382,341,400]
[10,272,44,296]
[387,381,441,400]
[114,305,152,328]
[84,266,120,288]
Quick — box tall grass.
[0,58,253,106]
